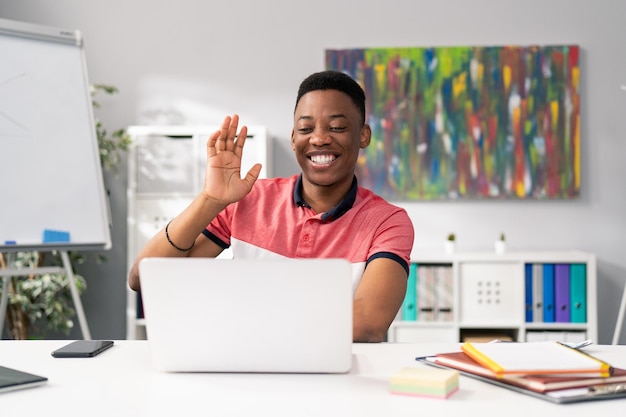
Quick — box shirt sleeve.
[366,208,414,274]
[204,204,236,247]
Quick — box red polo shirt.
[203,174,414,292]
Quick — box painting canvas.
[326,45,580,200]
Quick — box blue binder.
[542,263,555,322]
[532,263,544,322]
[524,263,533,322]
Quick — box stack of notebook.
[417,341,626,404]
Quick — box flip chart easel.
[0,18,112,253]
[0,18,112,339]
[0,251,91,340]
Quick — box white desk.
[1,341,625,416]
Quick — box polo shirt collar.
[293,174,358,222]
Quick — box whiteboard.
[0,18,111,251]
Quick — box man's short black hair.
[295,70,366,124]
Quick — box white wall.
[2,0,625,343]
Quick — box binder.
[401,263,418,320]
[542,264,555,322]
[555,264,571,322]
[435,266,453,321]
[417,265,435,321]
[570,263,587,323]
[532,263,544,322]
[524,263,533,322]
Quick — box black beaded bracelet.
[165,220,195,252]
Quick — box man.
[129,70,414,342]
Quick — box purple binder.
[555,264,571,322]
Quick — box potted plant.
[0,84,131,340]
[444,233,456,255]
[0,251,86,339]
[91,84,133,173]
[495,232,506,255]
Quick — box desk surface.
[1,341,625,416]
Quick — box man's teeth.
[310,155,336,164]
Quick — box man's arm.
[127,197,226,291]
[127,114,261,291]
[352,257,408,342]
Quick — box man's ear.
[291,129,296,151]
[360,124,372,149]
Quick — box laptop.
[138,257,353,373]
[0,366,47,394]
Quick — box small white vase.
[494,240,506,255]
[444,241,456,255]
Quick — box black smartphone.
[51,340,114,358]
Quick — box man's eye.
[330,126,347,132]
[297,127,313,134]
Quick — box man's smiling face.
[291,89,370,189]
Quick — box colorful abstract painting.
[326,45,580,200]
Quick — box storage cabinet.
[126,125,270,339]
[388,251,597,343]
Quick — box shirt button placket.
[296,220,315,257]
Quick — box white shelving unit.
[388,251,597,343]
[126,125,270,340]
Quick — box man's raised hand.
[203,114,262,206]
